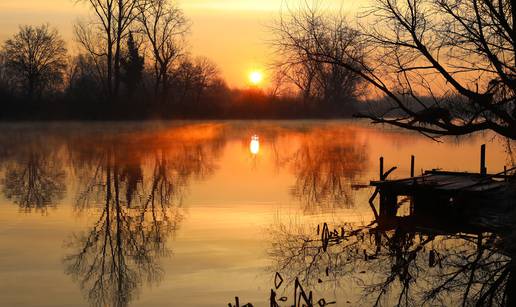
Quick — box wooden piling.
[480,144,487,176]
[410,155,415,177]
[380,157,384,180]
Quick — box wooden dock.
[372,170,512,194]
[369,145,515,221]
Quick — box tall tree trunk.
[511,0,516,68]
[106,15,113,100]
[114,0,123,100]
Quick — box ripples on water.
[0,120,514,306]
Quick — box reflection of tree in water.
[1,150,65,213]
[269,215,515,306]
[286,128,367,212]
[64,126,224,307]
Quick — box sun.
[248,70,263,86]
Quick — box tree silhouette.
[121,32,144,98]
[273,0,516,139]
[1,24,67,100]
[76,0,140,99]
[272,7,364,111]
[137,0,190,99]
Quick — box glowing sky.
[0,0,362,87]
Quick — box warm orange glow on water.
[0,121,513,306]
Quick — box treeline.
[0,0,360,120]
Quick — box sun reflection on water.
[250,135,260,155]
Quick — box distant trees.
[173,56,222,105]
[272,4,364,111]
[273,0,516,139]
[1,24,67,100]
[66,53,104,103]
[0,52,14,100]
[0,1,371,120]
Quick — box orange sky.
[0,0,363,88]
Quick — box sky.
[0,0,363,88]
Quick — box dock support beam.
[410,155,415,177]
[380,157,384,180]
[480,144,487,176]
[377,156,398,217]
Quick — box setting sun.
[248,70,263,86]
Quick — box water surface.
[0,120,513,306]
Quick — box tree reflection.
[280,127,367,212]
[64,125,224,307]
[1,150,65,213]
[269,209,515,306]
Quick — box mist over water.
[0,120,513,306]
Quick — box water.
[0,120,513,306]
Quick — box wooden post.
[480,144,487,176]
[410,155,415,177]
[380,157,384,180]
[377,156,397,217]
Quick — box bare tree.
[272,4,364,109]
[273,0,516,139]
[173,56,220,105]
[137,0,190,99]
[191,56,220,103]
[76,0,140,99]
[1,24,67,100]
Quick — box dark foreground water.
[0,120,514,306]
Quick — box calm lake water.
[0,120,514,306]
